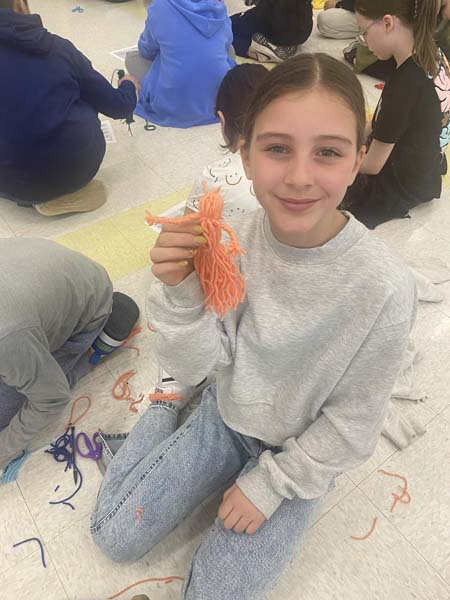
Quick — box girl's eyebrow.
[255,132,353,145]
[255,132,293,141]
[315,135,353,145]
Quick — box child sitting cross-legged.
[91,54,417,599]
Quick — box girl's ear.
[349,145,366,185]
[14,0,30,14]
[240,140,253,180]
[217,110,226,129]
[382,14,396,32]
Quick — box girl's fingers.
[151,261,194,286]
[233,517,252,534]
[223,508,241,531]
[155,231,207,250]
[158,220,203,235]
[150,246,197,265]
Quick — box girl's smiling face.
[241,88,365,248]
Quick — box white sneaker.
[150,368,205,411]
[248,33,298,63]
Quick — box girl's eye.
[266,145,289,155]
[318,148,341,158]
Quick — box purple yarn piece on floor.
[13,537,47,568]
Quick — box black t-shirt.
[254,0,313,45]
[337,0,355,11]
[371,57,442,201]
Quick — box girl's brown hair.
[356,0,440,76]
[215,63,268,150]
[242,53,366,150]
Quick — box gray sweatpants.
[0,327,102,468]
[125,50,152,81]
[317,8,359,40]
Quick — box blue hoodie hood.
[0,9,52,55]
[167,0,228,38]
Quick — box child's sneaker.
[343,40,359,66]
[149,368,208,412]
[149,368,196,411]
[248,33,297,63]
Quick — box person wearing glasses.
[342,0,443,229]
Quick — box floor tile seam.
[0,215,15,236]
[310,482,356,528]
[411,217,450,245]
[429,301,450,321]
[42,541,71,600]
[10,483,70,597]
[357,485,450,589]
[347,444,398,487]
[15,479,47,556]
[438,407,450,423]
[41,508,92,546]
[420,399,441,423]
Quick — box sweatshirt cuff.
[236,464,285,519]
[163,271,205,308]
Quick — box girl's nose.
[283,153,315,188]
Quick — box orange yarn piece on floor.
[148,392,183,402]
[146,183,247,319]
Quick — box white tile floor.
[1,1,450,599]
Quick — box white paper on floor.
[109,45,138,61]
[101,120,117,144]
[149,201,187,233]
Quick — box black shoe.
[248,33,297,63]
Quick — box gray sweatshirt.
[147,211,417,518]
[0,239,112,468]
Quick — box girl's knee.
[91,523,154,563]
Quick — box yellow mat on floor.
[313,0,326,8]
[55,187,190,281]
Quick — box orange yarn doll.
[145,183,247,320]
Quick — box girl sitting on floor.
[91,53,416,599]
[343,0,444,229]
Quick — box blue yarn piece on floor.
[0,451,30,485]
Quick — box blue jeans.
[91,386,325,599]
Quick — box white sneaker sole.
[248,43,284,63]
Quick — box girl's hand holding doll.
[150,222,207,286]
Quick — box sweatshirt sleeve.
[0,329,72,470]
[138,5,160,61]
[237,316,414,519]
[146,273,233,385]
[72,46,137,119]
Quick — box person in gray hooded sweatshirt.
[0,239,139,475]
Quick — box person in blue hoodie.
[125,0,235,128]
[0,0,139,213]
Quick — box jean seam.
[90,414,195,534]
